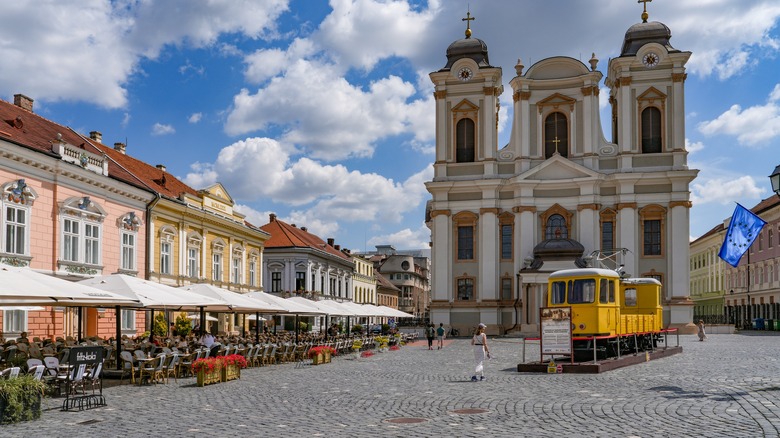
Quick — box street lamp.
[770,165,780,196]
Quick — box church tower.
[426,5,698,335]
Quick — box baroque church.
[425,7,698,335]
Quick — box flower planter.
[312,353,324,365]
[196,369,221,387]
[221,364,241,382]
[324,351,332,363]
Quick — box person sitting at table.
[199,332,215,348]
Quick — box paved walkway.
[4,333,780,437]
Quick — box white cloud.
[697,85,780,146]
[183,136,433,226]
[0,0,290,108]
[316,0,442,71]
[367,223,430,250]
[226,59,421,161]
[151,123,175,136]
[121,112,131,128]
[690,176,765,206]
[188,112,203,124]
[243,38,316,83]
[685,138,704,154]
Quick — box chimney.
[300,227,307,232]
[327,238,335,247]
[335,244,340,251]
[114,142,126,154]
[13,94,33,112]
[291,224,296,228]
[89,131,102,143]
[269,213,276,222]
[156,164,166,172]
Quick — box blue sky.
[1,0,779,253]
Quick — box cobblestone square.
[4,333,780,437]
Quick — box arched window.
[641,107,662,153]
[544,112,568,158]
[545,214,568,239]
[456,118,475,162]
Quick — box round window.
[401,261,410,270]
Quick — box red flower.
[308,345,337,358]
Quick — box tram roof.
[548,268,620,279]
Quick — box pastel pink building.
[0,95,152,341]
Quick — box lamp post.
[770,165,780,196]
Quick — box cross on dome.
[638,0,652,23]
[462,10,475,38]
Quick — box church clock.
[642,51,660,68]
[458,67,473,81]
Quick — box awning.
[0,266,140,306]
[246,292,323,315]
[286,296,358,316]
[77,274,223,309]
[178,284,285,313]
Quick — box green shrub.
[351,324,363,334]
[174,313,192,337]
[151,312,168,337]
[0,375,46,424]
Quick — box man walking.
[426,323,435,350]
[436,323,445,349]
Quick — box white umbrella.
[247,292,323,315]
[77,274,222,309]
[245,314,267,321]
[287,296,357,316]
[338,301,384,317]
[0,266,140,306]
[188,313,218,322]
[0,306,45,311]
[178,284,285,312]
[377,305,414,318]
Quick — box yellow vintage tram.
[547,268,663,359]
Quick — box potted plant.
[219,354,247,382]
[0,375,46,424]
[192,357,222,387]
[308,346,336,365]
[375,336,389,352]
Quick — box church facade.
[426,10,698,335]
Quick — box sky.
[0,0,779,253]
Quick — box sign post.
[62,346,106,411]
[540,307,573,368]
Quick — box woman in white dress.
[471,323,490,381]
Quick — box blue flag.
[718,203,766,267]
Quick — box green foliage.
[298,321,309,331]
[0,375,45,424]
[151,312,168,337]
[351,324,363,334]
[381,324,390,335]
[174,313,192,337]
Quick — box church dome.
[441,36,492,70]
[533,238,585,260]
[620,20,677,56]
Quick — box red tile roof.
[260,214,351,261]
[0,98,147,191]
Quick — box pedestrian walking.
[436,323,446,349]
[697,320,707,341]
[471,323,490,381]
[426,323,436,350]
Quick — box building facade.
[0,95,152,340]
[353,255,377,305]
[690,223,727,322]
[426,10,698,335]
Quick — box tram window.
[570,279,596,304]
[609,281,615,303]
[551,281,566,304]
[624,288,637,307]
[599,279,609,304]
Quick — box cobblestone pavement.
[5,333,780,437]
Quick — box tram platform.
[517,345,683,374]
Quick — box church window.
[544,112,568,158]
[457,226,474,260]
[639,205,666,257]
[501,277,513,301]
[600,209,616,253]
[641,107,662,153]
[456,118,475,162]
[500,223,512,260]
[457,277,474,301]
[545,214,568,239]
[643,220,661,255]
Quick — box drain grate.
[451,408,489,415]
[77,419,102,425]
[385,417,428,424]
